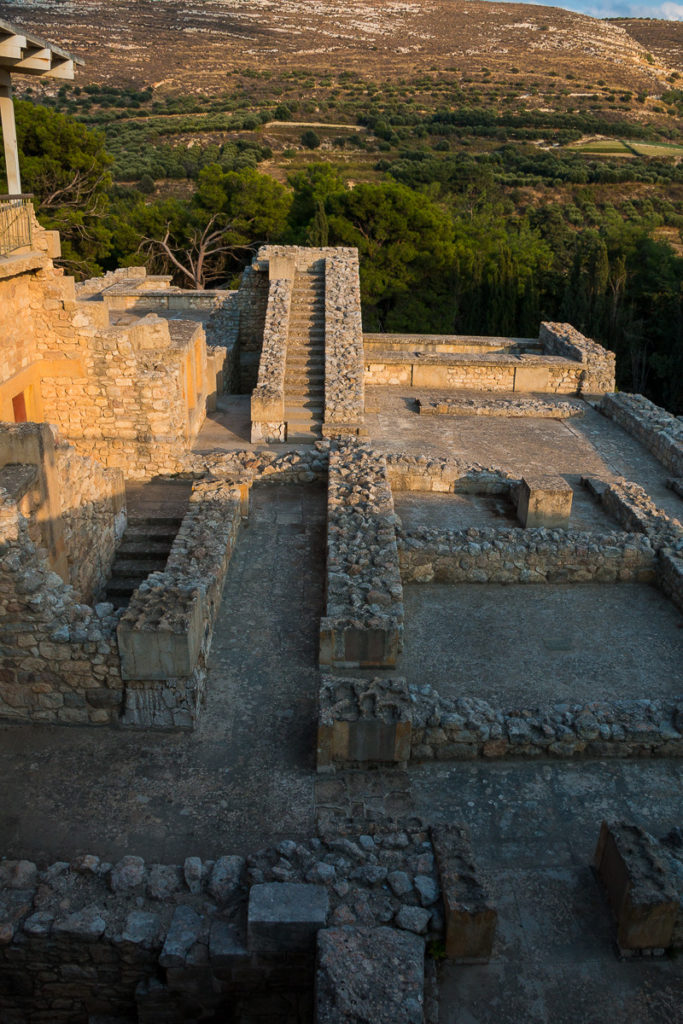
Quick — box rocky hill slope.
[0,1,679,93]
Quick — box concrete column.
[0,69,21,195]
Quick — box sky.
[495,0,683,19]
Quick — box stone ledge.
[600,392,683,477]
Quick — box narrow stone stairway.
[284,263,325,442]
[104,514,183,609]
[103,479,192,609]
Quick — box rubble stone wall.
[237,263,270,391]
[318,675,683,766]
[0,826,449,1024]
[0,495,123,726]
[53,440,126,603]
[398,526,656,584]
[323,249,365,436]
[118,480,244,729]
[600,392,683,477]
[540,321,616,393]
[320,441,404,668]
[250,278,292,443]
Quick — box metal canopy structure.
[0,17,83,196]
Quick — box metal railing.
[0,195,34,258]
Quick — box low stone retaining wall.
[417,394,585,418]
[181,443,329,485]
[317,676,683,766]
[320,441,404,668]
[250,277,292,443]
[540,322,616,394]
[385,453,517,495]
[659,549,683,613]
[118,480,244,729]
[594,822,683,955]
[323,250,365,438]
[0,825,490,1022]
[398,526,656,584]
[586,477,683,551]
[599,392,683,477]
[364,351,583,393]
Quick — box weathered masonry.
[0,146,682,1021]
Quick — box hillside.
[1,1,680,94]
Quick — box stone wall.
[317,675,683,766]
[323,249,365,437]
[237,263,271,392]
[600,392,683,477]
[320,441,404,669]
[39,314,210,480]
[250,278,292,443]
[385,452,516,495]
[417,394,585,418]
[364,352,584,393]
[398,525,656,584]
[540,321,616,393]
[0,492,123,725]
[118,480,244,729]
[0,824,494,1022]
[53,439,126,603]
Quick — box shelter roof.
[0,16,83,79]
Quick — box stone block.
[268,253,297,281]
[517,475,573,528]
[247,882,329,953]
[594,821,678,951]
[514,364,550,392]
[317,719,411,769]
[316,926,424,1024]
[319,622,401,669]
[117,587,203,681]
[431,824,497,962]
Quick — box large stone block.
[594,821,678,952]
[516,474,573,528]
[316,926,425,1024]
[431,824,497,962]
[247,882,329,953]
[117,586,203,681]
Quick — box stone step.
[124,517,182,536]
[105,576,150,599]
[286,404,324,419]
[116,541,173,559]
[285,377,325,389]
[111,558,167,577]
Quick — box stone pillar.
[517,475,573,528]
[0,69,21,195]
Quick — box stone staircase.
[104,514,182,609]
[284,265,325,441]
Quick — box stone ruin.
[1,207,682,1021]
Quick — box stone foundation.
[119,480,245,729]
[320,441,404,669]
[316,675,683,766]
[600,393,683,476]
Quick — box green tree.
[326,181,454,329]
[2,99,113,276]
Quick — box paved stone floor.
[319,761,683,1024]
[2,395,683,1020]
[400,582,683,706]
[365,388,683,523]
[0,484,325,864]
[394,487,615,533]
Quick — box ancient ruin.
[0,19,681,1024]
